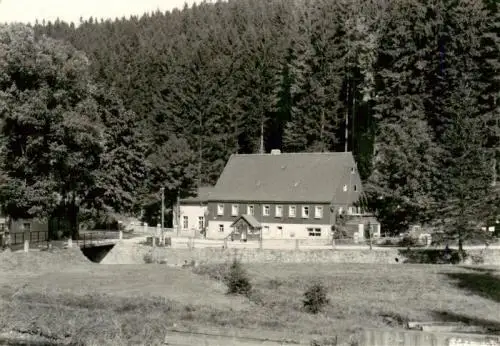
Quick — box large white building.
[204,151,380,241]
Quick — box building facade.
[173,186,213,237]
[206,151,380,240]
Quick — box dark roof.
[209,152,362,204]
[180,186,213,204]
[231,214,262,229]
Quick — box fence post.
[24,239,29,253]
[67,237,73,248]
[119,231,123,240]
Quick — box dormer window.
[351,167,355,174]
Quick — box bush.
[143,253,154,264]
[398,236,419,247]
[399,249,466,264]
[303,282,330,314]
[311,336,338,346]
[226,259,252,296]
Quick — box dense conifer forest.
[0,0,499,236]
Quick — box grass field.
[0,248,499,345]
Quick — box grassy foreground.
[0,249,499,345]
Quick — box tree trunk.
[69,193,79,240]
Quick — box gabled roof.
[209,152,362,204]
[231,214,262,229]
[180,186,213,204]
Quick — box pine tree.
[366,0,444,233]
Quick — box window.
[307,228,322,237]
[231,204,239,216]
[351,167,355,174]
[354,184,358,192]
[23,223,31,232]
[314,206,323,219]
[198,216,204,230]
[219,224,224,233]
[302,206,309,218]
[289,205,296,218]
[275,205,283,217]
[343,184,348,192]
[263,205,270,216]
[263,226,270,234]
[247,205,254,216]
[217,204,224,216]
[182,216,188,229]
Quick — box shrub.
[143,253,154,264]
[226,259,252,296]
[303,282,330,314]
[311,336,338,346]
[398,236,419,247]
[399,249,466,264]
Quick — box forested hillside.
[1,0,499,235]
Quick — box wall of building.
[174,204,207,232]
[206,219,332,240]
[9,219,48,234]
[207,201,332,225]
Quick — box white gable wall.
[174,205,207,232]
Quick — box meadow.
[0,248,499,345]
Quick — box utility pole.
[176,191,181,237]
[160,187,165,246]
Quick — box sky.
[0,0,200,25]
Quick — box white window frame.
[314,206,323,219]
[354,184,358,192]
[289,205,296,218]
[263,204,270,216]
[198,216,204,230]
[218,224,224,232]
[217,204,224,216]
[338,207,344,215]
[247,205,254,216]
[275,205,283,217]
[302,206,309,218]
[343,184,348,192]
[182,216,188,229]
[231,204,239,216]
